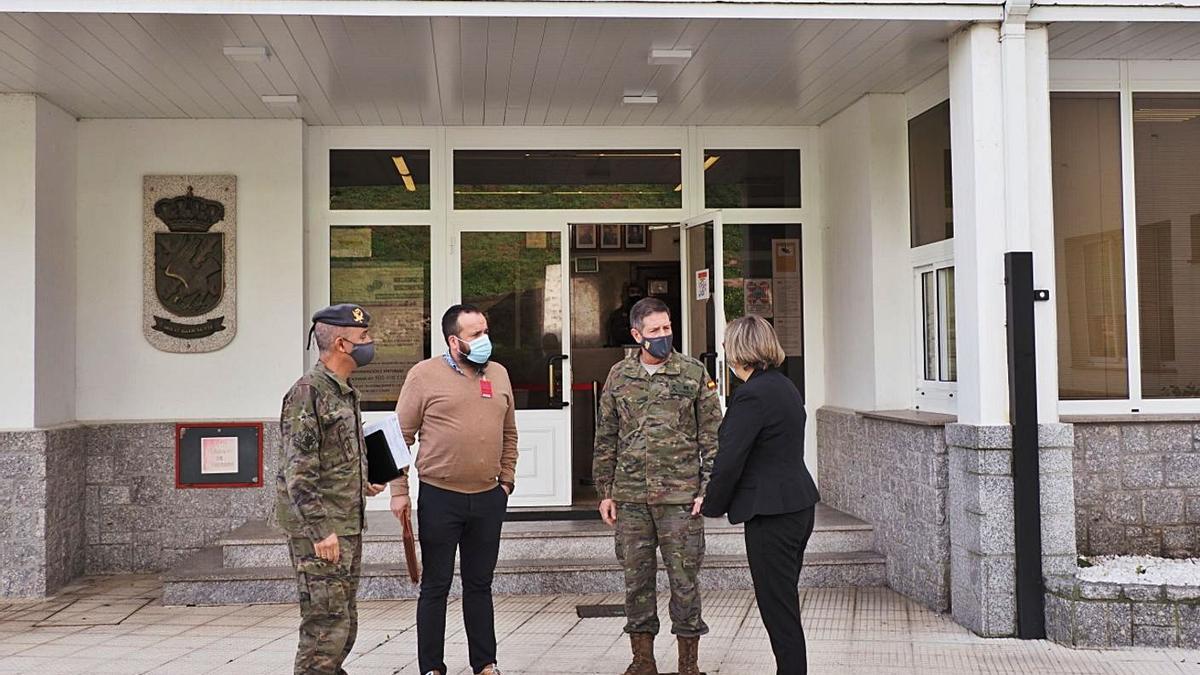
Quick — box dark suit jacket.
[701,368,820,524]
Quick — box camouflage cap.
[311,303,371,327]
[307,304,370,349]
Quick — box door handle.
[548,354,569,409]
[698,351,718,380]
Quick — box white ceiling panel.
[0,12,975,125]
[1049,22,1200,60]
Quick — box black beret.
[311,303,371,328]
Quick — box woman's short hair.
[724,315,786,371]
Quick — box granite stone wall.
[947,423,1078,637]
[1045,575,1200,649]
[1070,419,1200,558]
[44,427,88,591]
[0,427,86,597]
[816,407,951,611]
[84,421,281,573]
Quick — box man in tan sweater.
[390,304,518,675]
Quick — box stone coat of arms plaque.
[143,175,237,352]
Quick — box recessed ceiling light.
[261,94,299,105]
[224,46,270,63]
[648,49,693,66]
[623,94,659,105]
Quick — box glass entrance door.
[681,212,728,406]
[457,227,572,507]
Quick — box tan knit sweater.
[391,355,518,497]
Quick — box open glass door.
[457,228,572,507]
[680,212,727,407]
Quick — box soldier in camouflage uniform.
[275,304,389,675]
[593,297,722,675]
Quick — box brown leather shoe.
[677,635,701,675]
[622,633,658,675]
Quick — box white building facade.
[2,0,1199,648]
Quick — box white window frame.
[1051,59,1200,415]
[905,83,957,414]
[911,240,956,414]
[695,127,823,476]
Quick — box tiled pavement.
[0,576,1196,674]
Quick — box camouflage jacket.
[274,360,368,540]
[593,350,722,505]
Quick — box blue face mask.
[642,335,673,360]
[458,334,493,365]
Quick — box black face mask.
[641,335,673,360]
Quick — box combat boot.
[677,635,701,675]
[622,633,658,675]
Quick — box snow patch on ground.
[1077,555,1200,586]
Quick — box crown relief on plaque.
[143,176,238,353]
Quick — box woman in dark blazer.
[701,315,820,675]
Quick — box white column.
[33,97,77,428]
[867,94,918,410]
[0,95,38,429]
[0,94,77,430]
[1023,26,1061,423]
[820,94,914,411]
[950,24,1010,426]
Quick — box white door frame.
[450,220,574,507]
[680,210,728,405]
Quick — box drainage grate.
[575,603,625,618]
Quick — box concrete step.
[219,503,874,568]
[162,547,887,606]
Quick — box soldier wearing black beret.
[277,303,388,675]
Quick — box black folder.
[365,429,403,484]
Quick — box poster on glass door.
[771,239,803,355]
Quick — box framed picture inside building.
[574,223,597,249]
[600,223,622,249]
[624,224,647,249]
[175,422,263,489]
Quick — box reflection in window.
[453,150,681,209]
[723,224,804,394]
[1134,94,1200,398]
[918,265,956,384]
[922,272,937,380]
[909,101,953,247]
[938,267,957,382]
[461,231,563,410]
[704,150,801,208]
[330,150,431,210]
[329,226,432,410]
[1051,93,1128,400]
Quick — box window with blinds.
[1134,94,1200,398]
[1051,93,1129,400]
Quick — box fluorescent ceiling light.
[673,155,719,191]
[392,155,416,192]
[623,94,658,105]
[261,94,298,105]
[224,46,269,62]
[649,49,693,66]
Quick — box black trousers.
[744,507,816,675]
[416,482,507,675]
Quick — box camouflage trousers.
[288,535,363,675]
[615,502,709,637]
